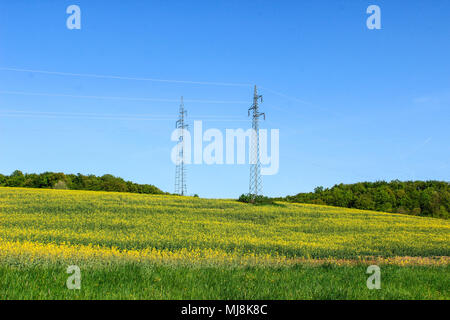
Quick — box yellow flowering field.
[0,187,449,267]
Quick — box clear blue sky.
[0,0,449,198]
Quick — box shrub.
[238,194,275,205]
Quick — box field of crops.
[0,187,449,299]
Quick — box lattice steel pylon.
[248,85,265,199]
[174,96,188,196]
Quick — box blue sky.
[0,0,449,198]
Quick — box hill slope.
[1,187,448,265]
[1,187,449,299]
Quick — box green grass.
[1,264,448,300]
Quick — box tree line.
[278,180,449,219]
[0,170,165,195]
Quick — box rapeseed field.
[1,187,449,265]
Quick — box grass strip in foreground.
[1,264,448,300]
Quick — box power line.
[1,67,318,109]
[0,109,248,122]
[0,90,247,105]
[248,85,265,199]
[0,67,252,87]
[259,86,311,106]
[0,110,238,118]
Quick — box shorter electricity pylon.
[174,96,188,195]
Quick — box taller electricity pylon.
[248,85,265,199]
[174,96,188,196]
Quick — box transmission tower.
[248,85,265,199]
[174,96,188,196]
